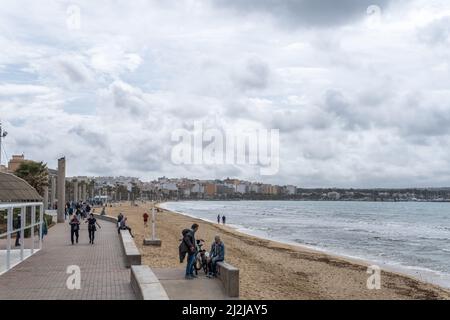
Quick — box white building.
[286,185,297,195]
[249,184,260,193]
[191,183,204,194]
[160,182,178,192]
[327,191,340,200]
[236,183,248,194]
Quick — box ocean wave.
[163,200,450,288]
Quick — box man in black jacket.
[14,214,21,247]
[184,223,199,280]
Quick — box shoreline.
[110,201,450,299]
[159,202,450,292]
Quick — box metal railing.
[0,202,44,272]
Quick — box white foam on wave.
[162,200,450,289]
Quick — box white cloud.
[0,84,51,96]
[1,0,450,187]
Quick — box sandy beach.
[101,201,450,300]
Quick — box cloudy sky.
[1,0,450,187]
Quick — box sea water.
[161,200,450,289]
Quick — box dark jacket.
[183,229,196,256]
[179,240,188,263]
[69,218,80,232]
[14,216,21,229]
[179,229,195,262]
[210,241,225,261]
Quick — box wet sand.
[100,202,450,300]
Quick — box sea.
[160,200,450,289]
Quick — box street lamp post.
[152,201,156,240]
[143,200,162,246]
[0,122,8,167]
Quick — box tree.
[14,161,49,195]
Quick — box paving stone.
[0,220,135,300]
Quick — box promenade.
[0,219,135,300]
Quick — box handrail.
[0,202,44,209]
[0,202,44,273]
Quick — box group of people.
[69,213,101,245]
[217,214,226,225]
[65,201,92,221]
[180,223,226,280]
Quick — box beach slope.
[106,202,450,300]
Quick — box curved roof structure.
[0,172,42,202]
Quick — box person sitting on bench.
[119,217,134,238]
[207,235,225,278]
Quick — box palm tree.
[14,161,49,195]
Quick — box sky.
[1,0,450,188]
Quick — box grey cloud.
[123,141,164,172]
[323,90,370,130]
[397,107,450,138]
[68,125,110,151]
[58,60,89,83]
[271,107,334,132]
[212,0,393,28]
[383,92,450,140]
[233,59,270,91]
[108,81,150,118]
[86,159,115,176]
[15,133,50,149]
[417,16,450,45]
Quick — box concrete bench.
[131,265,169,300]
[216,261,239,297]
[93,214,141,267]
[93,214,118,224]
[120,230,141,267]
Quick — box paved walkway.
[153,268,236,300]
[0,220,135,300]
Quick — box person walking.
[75,207,82,221]
[41,218,48,241]
[65,202,70,220]
[183,223,199,280]
[222,215,226,225]
[68,205,74,220]
[217,214,221,224]
[69,214,80,245]
[85,214,101,245]
[14,214,21,247]
[143,212,149,227]
[207,235,225,278]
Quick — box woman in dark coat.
[69,214,80,245]
[85,214,101,245]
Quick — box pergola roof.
[0,172,43,202]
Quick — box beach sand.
[101,202,450,300]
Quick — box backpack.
[178,229,192,263]
[182,229,191,237]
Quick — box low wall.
[120,230,142,267]
[93,213,118,224]
[93,213,141,267]
[131,265,169,300]
[217,261,240,298]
